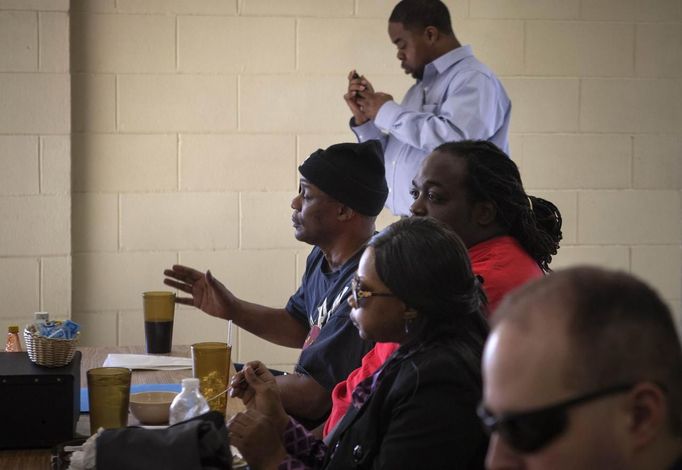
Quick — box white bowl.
[129,391,177,425]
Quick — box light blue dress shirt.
[352,45,511,216]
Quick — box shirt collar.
[422,44,473,81]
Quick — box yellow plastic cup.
[191,342,231,416]
[87,367,131,434]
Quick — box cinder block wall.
[0,0,71,341]
[1,0,680,371]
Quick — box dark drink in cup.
[144,320,174,354]
[143,291,175,354]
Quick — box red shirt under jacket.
[322,235,543,436]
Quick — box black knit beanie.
[298,140,388,216]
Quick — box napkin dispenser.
[0,351,81,449]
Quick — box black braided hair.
[435,140,563,273]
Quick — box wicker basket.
[23,326,79,368]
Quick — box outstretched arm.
[164,265,308,348]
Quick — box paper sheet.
[102,353,192,370]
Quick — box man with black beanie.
[164,140,388,427]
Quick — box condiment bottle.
[5,325,21,352]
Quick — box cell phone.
[351,71,363,99]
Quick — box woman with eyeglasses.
[228,217,489,469]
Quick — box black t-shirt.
[286,246,374,392]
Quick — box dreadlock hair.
[435,140,562,273]
[389,0,455,36]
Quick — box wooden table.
[0,345,244,469]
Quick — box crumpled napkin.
[67,429,102,470]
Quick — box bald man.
[480,266,682,470]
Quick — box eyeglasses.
[477,383,635,453]
[349,276,396,308]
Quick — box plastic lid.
[8,325,19,334]
[181,378,200,389]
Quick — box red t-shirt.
[322,235,543,436]
[468,235,543,313]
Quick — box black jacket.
[324,339,488,469]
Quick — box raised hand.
[163,265,235,320]
[344,69,374,126]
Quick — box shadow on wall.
[68,1,180,345]
[70,1,109,346]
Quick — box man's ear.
[626,382,668,451]
[472,201,497,227]
[423,26,440,44]
[337,204,355,221]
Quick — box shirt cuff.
[282,417,319,456]
[374,100,402,132]
[279,417,328,469]
[278,456,310,470]
[350,118,382,142]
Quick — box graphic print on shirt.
[302,285,350,350]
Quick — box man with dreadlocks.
[410,140,562,313]
[323,140,562,437]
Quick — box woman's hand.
[229,361,290,432]
[228,409,289,470]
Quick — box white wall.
[0,0,71,343]
[1,0,680,368]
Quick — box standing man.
[481,267,682,470]
[345,0,511,216]
[164,141,388,427]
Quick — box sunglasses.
[477,383,635,453]
[349,276,396,308]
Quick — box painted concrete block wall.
[0,1,71,345]
[65,0,407,371]
[0,0,680,368]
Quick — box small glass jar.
[5,325,21,352]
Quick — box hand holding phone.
[350,70,371,98]
[345,70,371,125]
[353,71,362,98]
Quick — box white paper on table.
[102,353,192,370]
